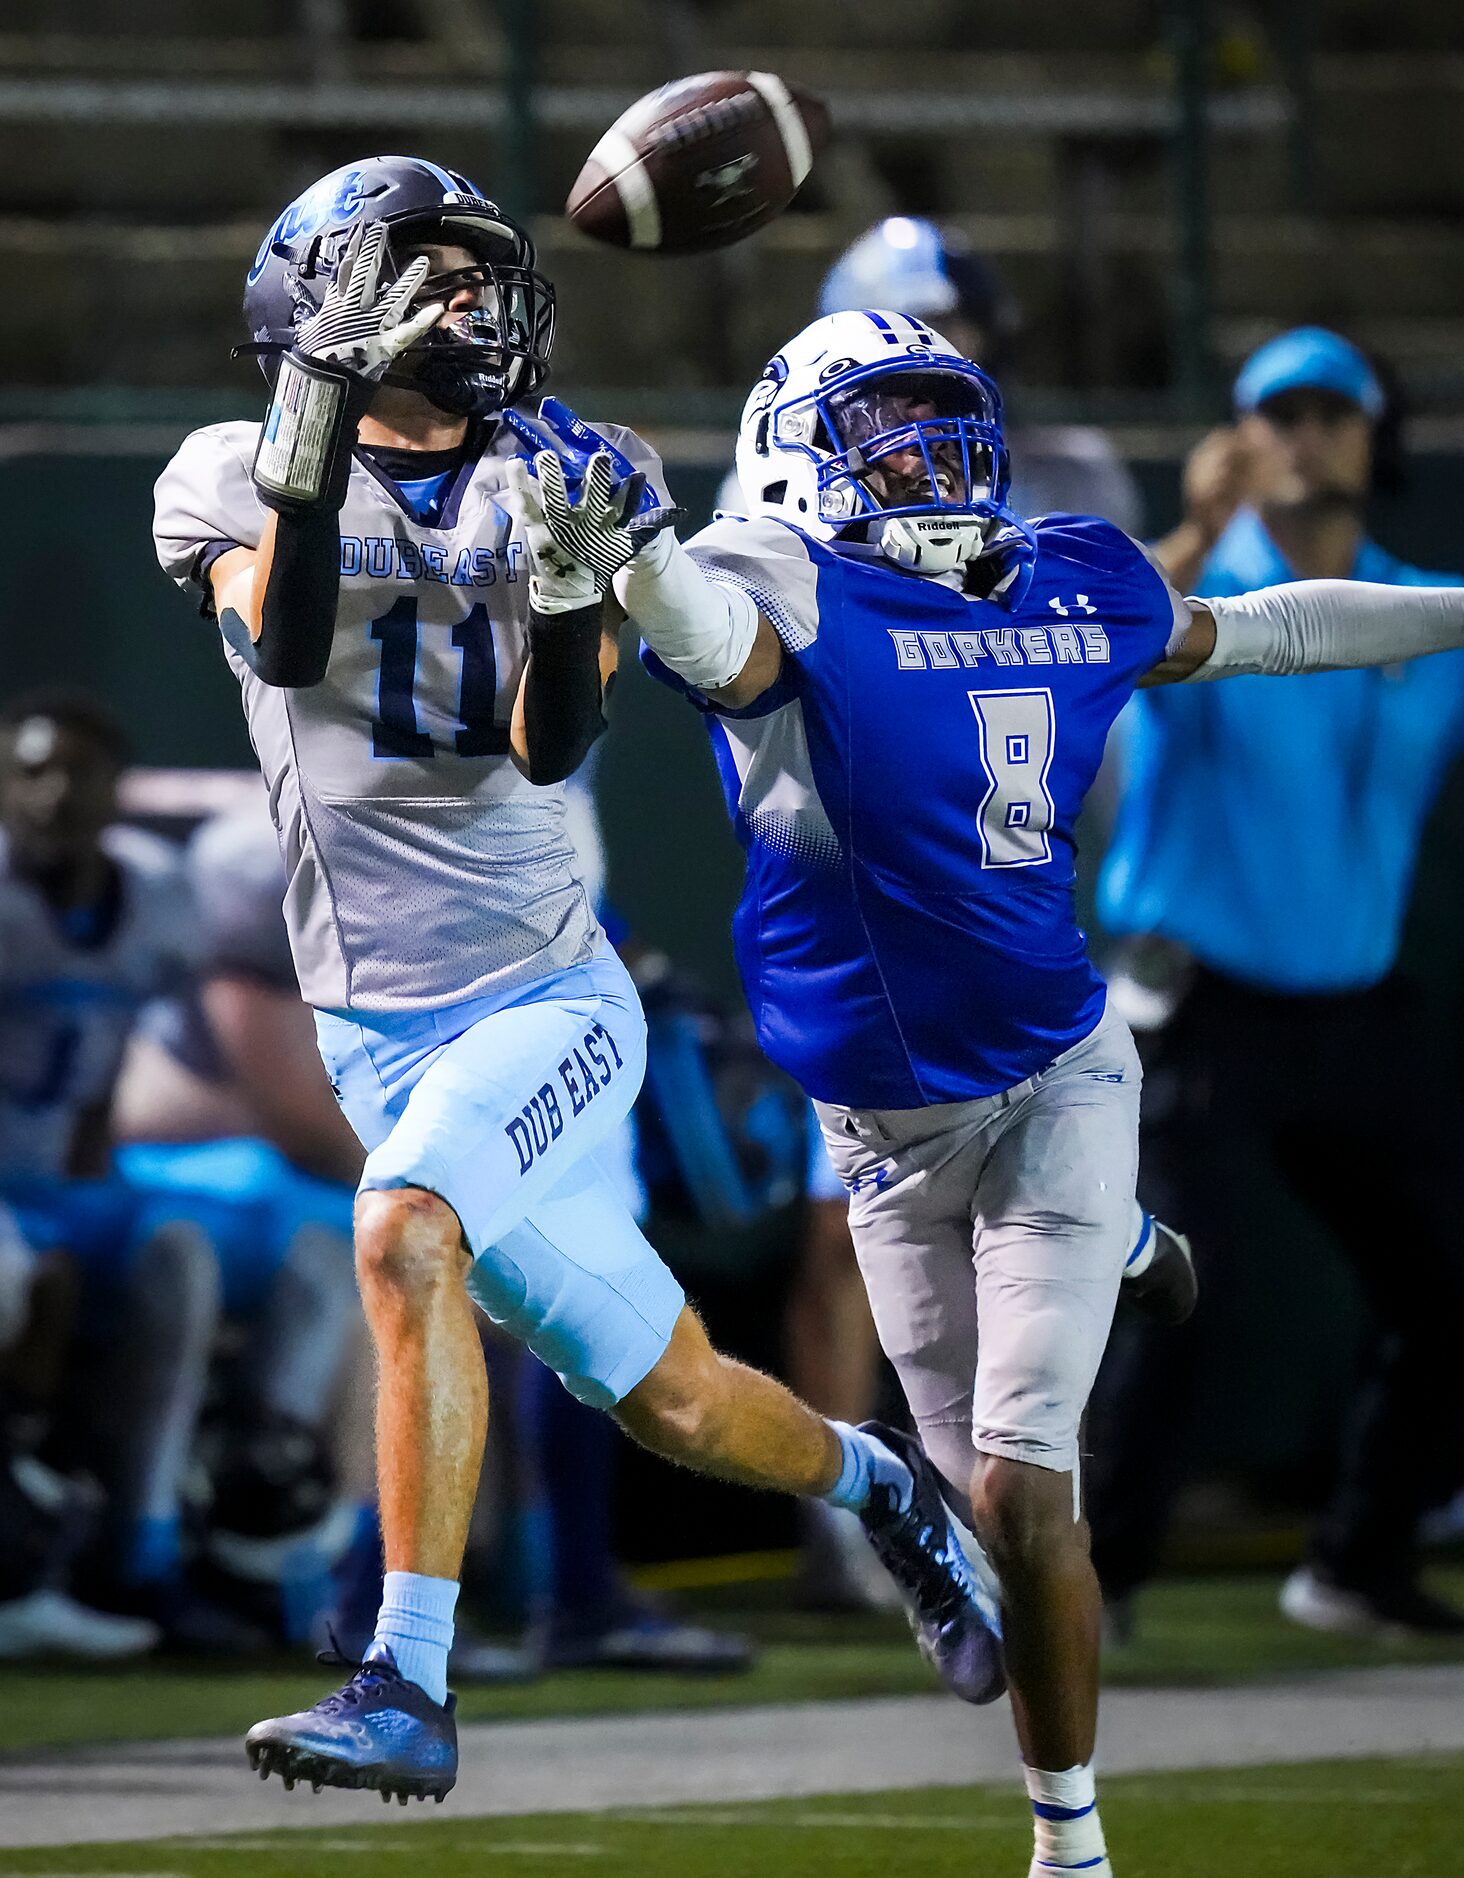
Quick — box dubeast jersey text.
[645,514,1186,1107]
[154,421,662,1013]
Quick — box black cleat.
[1121,1216,1198,1327]
[244,1644,457,1803]
[855,1422,1006,1706]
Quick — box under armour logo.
[694,153,760,206]
[1048,594,1097,617]
[848,1166,891,1195]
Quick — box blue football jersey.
[643,514,1184,1108]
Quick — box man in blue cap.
[1090,327,1464,1637]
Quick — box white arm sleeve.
[613,526,760,692]
[1188,580,1464,680]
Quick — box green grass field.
[2,1757,1461,1877]
[6,1568,1464,1757]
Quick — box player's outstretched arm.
[613,523,779,708]
[219,223,443,689]
[1143,583,1464,687]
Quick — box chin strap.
[876,514,991,576]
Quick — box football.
[566,70,831,254]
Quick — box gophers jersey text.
[645,514,1186,1107]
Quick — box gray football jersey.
[153,420,664,1013]
[0,827,198,1178]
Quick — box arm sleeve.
[1188,580,1464,680]
[521,601,607,786]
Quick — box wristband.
[252,354,370,514]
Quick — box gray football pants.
[814,1001,1142,1522]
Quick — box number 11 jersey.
[644,513,1186,1108]
[154,418,662,1014]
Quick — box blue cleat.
[856,1421,1006,1706]
[244,1645,458,1803]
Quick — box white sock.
[821,1422,914,1514]
[1024,1762,1110,1874]
[1124,1206,1156,1277]
[369,1569,458,1705]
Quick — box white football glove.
[506,449,682,614]
[294,222,444,380]
[253,222,445,512]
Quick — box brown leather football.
[566,70,831,254]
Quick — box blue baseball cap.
[1233,326,1385,420]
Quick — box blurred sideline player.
[597,307,1464,1877]
[0,691,208,1658]
[154,156,994,1801]
[1091,327,1464,1639]
[113,795,367,1644]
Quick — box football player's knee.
[616,1324,730,1461]
[354,1187,468,1299]
[970,1455,1083,1577]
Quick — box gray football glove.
[253,223,444,513]
[506,449,683,615]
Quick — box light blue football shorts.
[313,942,684,1408]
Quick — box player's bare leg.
[247,1184,479,1801]
[972,1453,1110,1876]
[614,1306,1005,1706]
[614,1304,844,1494]
[353,1188,487,1583]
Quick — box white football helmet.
[733,309,1033,578]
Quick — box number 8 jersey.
[643,512,1186,1108]
[155,418,662,1013]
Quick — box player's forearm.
[225,506,341,689]
[513,601,608,785]
[1186,581,1464,681]
[613,529,762,694]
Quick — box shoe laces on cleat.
[865,1485,970,1624]
[310,1641,404,1714]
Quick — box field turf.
[5,1568,1463,1756]
[2,1756,1461,1877]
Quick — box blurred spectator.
[0,690,202,1659]
[1090,328,1464,1638]
[113,796,366,1647]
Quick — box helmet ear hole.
[754,413,771,455]
[761,480,787,505]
